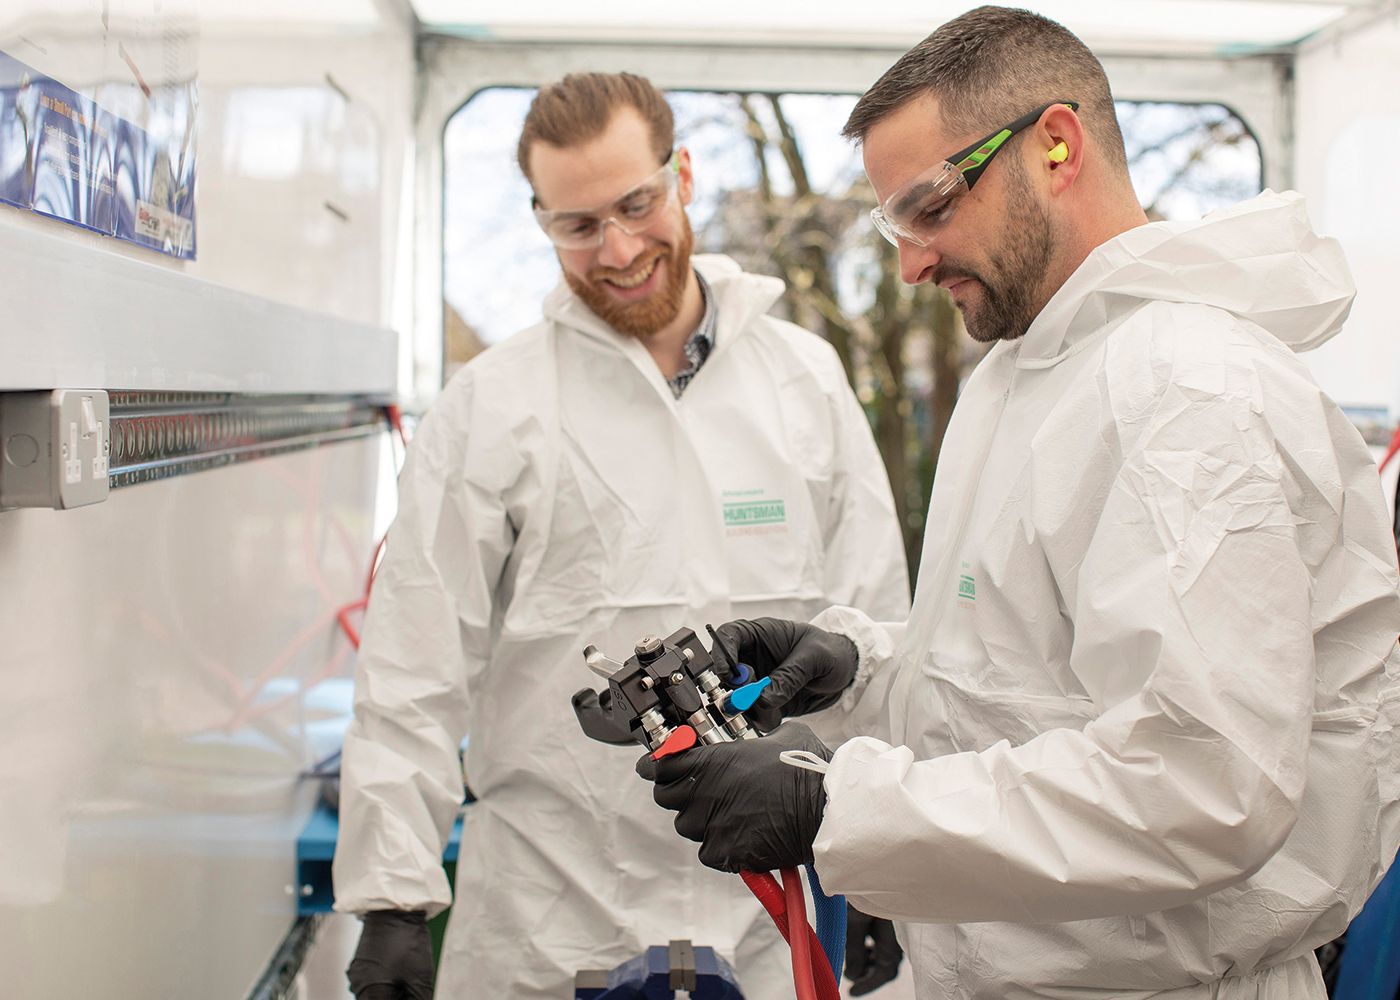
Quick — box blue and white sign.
[0,48,195,259]
[0,50,35,210]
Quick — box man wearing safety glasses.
[641,7,1400,1000]
[332,72,910,999]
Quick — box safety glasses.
[870,101,1079,248]
[532,155,680,250]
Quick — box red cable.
[336,598,369,650]
[333,412,404,650]
[1380,423,1400,474]
[385,403,408,449]
[364,533,388,595]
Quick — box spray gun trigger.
[724,676,771,715]
[652,725,698,761]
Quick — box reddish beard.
[564,213,695,338]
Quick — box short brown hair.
[843,6,1128,175]
[517,72,674,182]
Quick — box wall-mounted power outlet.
[1,390,110,510]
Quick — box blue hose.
[805,865,845,984]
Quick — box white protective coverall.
[808,191,1400,1000]
[333,254,910,998]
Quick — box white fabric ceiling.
[409,0,1375,54]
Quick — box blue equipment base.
[575,941,745,999]
[295,800,461,916]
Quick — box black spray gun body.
[572,626,768,757]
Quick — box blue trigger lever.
[724,675,770,714]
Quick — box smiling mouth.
[603,256,660,290]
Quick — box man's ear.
[676,146,695,205]
[1038,103,1085,195]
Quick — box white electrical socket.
[0,390,111,510]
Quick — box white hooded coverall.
[809,192,1400,1000]
[333,254,910,998]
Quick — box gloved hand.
[347,909,436,1000]
[845,903,904,996]
[714,618,859,730]
[636,720,832,873]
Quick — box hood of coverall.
[1016,189,1356,366]
[542,252,786,351]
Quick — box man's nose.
[899,238,940,286]
[596,218,646,270]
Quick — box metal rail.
[107,391,390,489]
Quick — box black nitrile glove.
[347,910,436,1000]
[636,720,832,873]
[845,903,904,996]
[714,618,858,730]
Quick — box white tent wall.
[193,25,416,331]
[1295,14,1400,427]
[0,5,411,999]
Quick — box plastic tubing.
[740,870,788,935]
[804,865,846,983]
[783,867,819,1000]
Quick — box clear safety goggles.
[532,155,680,250]
[870,101,1078,248]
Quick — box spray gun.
[572,625,772,760]
[571,624,845,1000]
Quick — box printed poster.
[0,43,195,258]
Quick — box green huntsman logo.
[957,561,976,601]
[722,488,787,530]
[723,499,787,527]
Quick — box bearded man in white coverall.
[640,9,1400,1000]
[330,72,910,999]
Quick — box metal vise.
[574,939,746,999]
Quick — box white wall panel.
[0,438,379,998]
[1295,18,1400,418]
[0,6,411,997]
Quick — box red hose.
[739,870,841,1000]
[741,870,788,939]
[783,867,819,1000]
